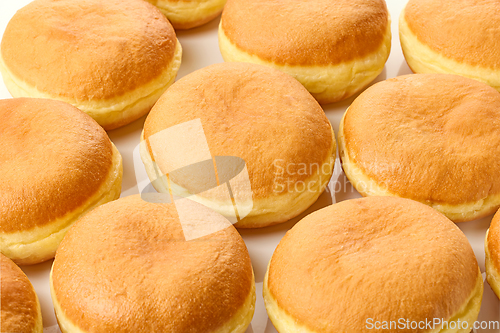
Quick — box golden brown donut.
[264,197,483,333]
[0,98,122,265]
[486,208,500,299]
[400,0,500,92]
[1,254,42,333]
[338,74,500,222]
[145,0,227,29]
[50,195,255,333]
[0,0,182,130]
[141,62,336,228]
[219,0,391,103]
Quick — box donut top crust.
[221,0,389,66]
[342,74,500,205]
[143,62,334,200]
[0,98,113,233]
[147,0,200,3]
[268,197,479,332]
[1,254,40,333]
[487,209,500,267]
[51,195,254,333]
[1,0,177,100]
[404,0,500,69]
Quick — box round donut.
[1,254,43,333]
[0,0,182,130]
[141,62,336,228]
[264,196,483,333]
[145,0,227,29]
[338,74,500,222]
[0,98,122,265]
[50,195,255,333]
[219,0,391,104]
[486,208,500,299]
[400,0,500,92]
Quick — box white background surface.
[1,1,499,332]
